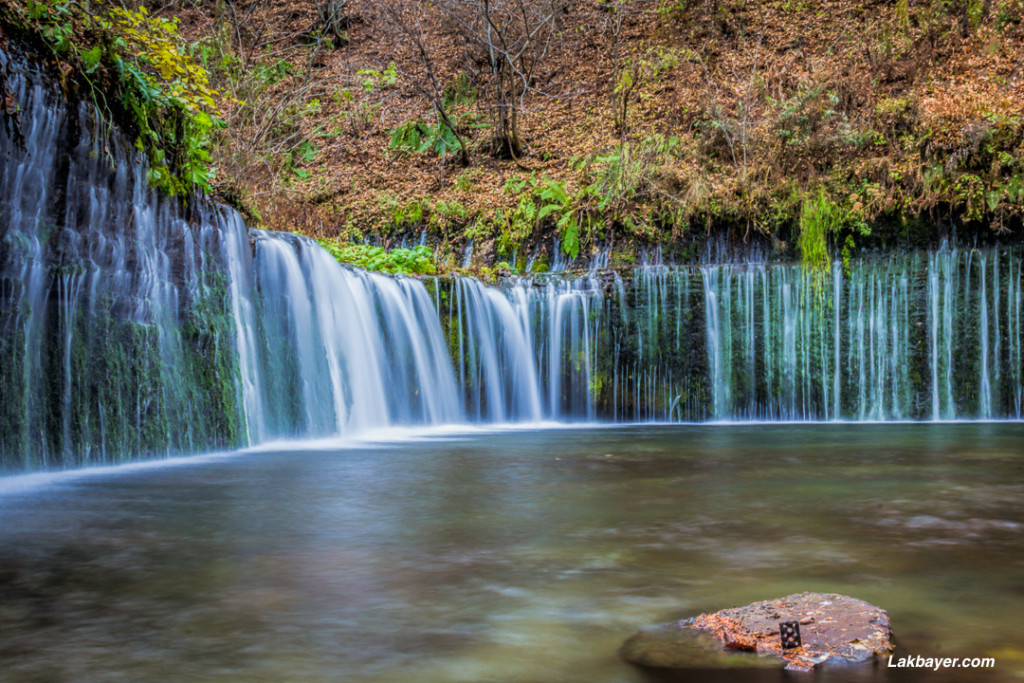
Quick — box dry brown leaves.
[132,0,1024,239]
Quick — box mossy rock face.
[622,592,893,672]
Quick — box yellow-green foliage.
[17,1,224,195]
[103,7,219,114]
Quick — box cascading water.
[697,256,922,421]
[438,267,710,422]
[0,50,248,469]
[437,247,1022,423]
[249,231,463,438]
[0,46,464,471]
[2,43,1023,474]
[447,277,542,422]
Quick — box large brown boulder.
[622,592,893,672]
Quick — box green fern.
[389,119,462,157]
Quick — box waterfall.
[251,232,462,437]
[0,47,464,471]
[701,265,728,418]
[673,250,1019,421]
[435,249,1023,423]
[437,268,709,423]
[979,253,992,419]
[0,52,251,469]
[447,277,542,422]
[2,44,1024,473]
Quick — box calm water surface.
[1,424,1023,682]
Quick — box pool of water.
[1,424,1023,682]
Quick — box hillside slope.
[9,0,1024,270]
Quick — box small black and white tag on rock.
[779,621,802,649]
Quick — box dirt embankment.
[156,1,1024,269]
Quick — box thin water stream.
[1,424,1022,682]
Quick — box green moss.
[797,189,838,273]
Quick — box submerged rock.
[622,592,892,672]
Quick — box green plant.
[455,169,482,192]
[281,139,318,181]
[331,86,377,132]
[357,62,398,93]
[428,200,470,235]
[16,1,225,196]
[376,195,429,231]
[613,46,687,133]
[577,134,686,233]
[317,242,436,275]
[797,189,841,273]
[536,178,580,258]
[260,59,295,87]
[498,194,538,255]
[389,119,463,157]
[503,173,532,195]
[100,5,225,194]
[443,73,477,108]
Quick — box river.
[1,424,1021,681]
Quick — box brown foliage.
[141,0,1024,256]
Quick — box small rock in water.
[621,592,892,672]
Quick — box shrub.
[317,242,436,275]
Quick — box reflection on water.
[1,425,1023,682]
